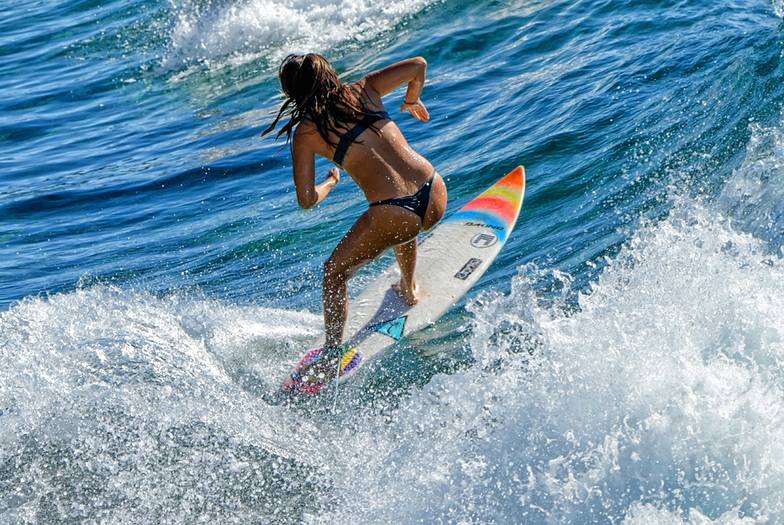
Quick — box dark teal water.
[3,0,784,522]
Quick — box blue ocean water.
[3,0,784,522]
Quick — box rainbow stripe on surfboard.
[445,165,524,243]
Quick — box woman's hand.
[312,167,340,204]
[326,166,340,185]
[401,99,430,122]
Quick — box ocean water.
[3,0,784,522]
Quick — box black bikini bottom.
[368,173,434,221]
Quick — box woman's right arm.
[291,125,340,209]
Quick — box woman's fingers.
[401,100,430,122]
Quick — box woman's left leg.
[323,205,422,349]
[293,206,421,383]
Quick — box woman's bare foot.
[391,280,419,306]
[297,351,340,382]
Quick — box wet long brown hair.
[261,53,381,149]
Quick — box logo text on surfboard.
[455,258,482,280]
[465,221,505,231]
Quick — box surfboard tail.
[283,346,363,395]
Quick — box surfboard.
[283,166,525,395]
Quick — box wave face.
[3,0,784,521]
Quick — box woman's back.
[296,78,434,204]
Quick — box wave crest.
[164,0,440,71]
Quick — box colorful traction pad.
[283,315,409,394]
[283,345,362,395]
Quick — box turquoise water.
[3,0,784,522]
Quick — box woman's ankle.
[324,343,347,357]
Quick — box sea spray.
[0,286,334,523]
[164,0,442,71]
[719,122,784,251]
[323,199,784,523]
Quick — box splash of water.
[3,205,783,523]
[323,198,784,523]
[719,122,784,252]
[0,286,333,523]
[164,0,441,71]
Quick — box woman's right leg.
[392,239,419,305]
[392,172,447,304]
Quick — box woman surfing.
[262,54,447,389]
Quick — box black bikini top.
[332,86,390,168]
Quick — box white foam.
[622,502,757,524]
[0,286,354,522]
[323,199,784,522]
[4,196,784,521]
[164,0,441,71]
[0,286,320,456]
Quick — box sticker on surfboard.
[369,315,408,340]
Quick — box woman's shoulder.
[293,117,322,145]
[348,78,384,112]
[294,116,318,134]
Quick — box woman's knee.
[323,258,349,285]
[324,251,366,288]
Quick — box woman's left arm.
[362,57,430,121]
